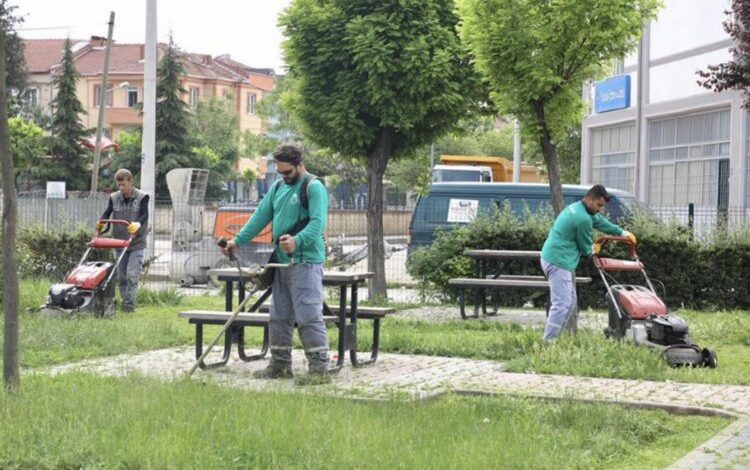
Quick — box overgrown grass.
[0,374,727,469]
[3,279,750,385]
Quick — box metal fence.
[7,194,416,289]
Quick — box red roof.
[24,39,88,73]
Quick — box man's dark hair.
[273,144,303,166]
[586,184,611,202]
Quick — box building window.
[189,87,200,108]
[128,87,138,108]
[23,88,38,107]
[590,122,636,193]
[94,84,113,107]
[648,108,730,207]
[246,93,256,115]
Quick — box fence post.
[687,203,694,240]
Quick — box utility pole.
[90,11,115,195]
[513,119,521,182]
[142,0,157,257]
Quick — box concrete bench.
[448,275,592,320]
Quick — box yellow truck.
[434,155,542,183]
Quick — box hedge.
[407,206,750,311]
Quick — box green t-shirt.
[541,200,624,271]
[233,175,328,264]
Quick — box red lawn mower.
[594,236,717,368]
[40,219,133,318]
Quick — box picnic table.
[448,249,592,323]
[180,268,395,371]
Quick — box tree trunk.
[365,128,394,300]
[0,22,20,391]
[533,101,565,215]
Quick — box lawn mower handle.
[594,236,637,258]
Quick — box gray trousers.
[115,248,145,308]
[542,259,577,341]
[269,263,330,372]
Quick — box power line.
[19,23,106,32]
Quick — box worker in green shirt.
[540,184,636,341]
[224,144,330,385]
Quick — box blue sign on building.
[594,75,631,113]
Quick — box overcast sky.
[17,0,293,73]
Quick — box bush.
[407,205,750,310]
[17,225,110,280]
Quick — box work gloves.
[96,221,106,232]
[622,230,637,245]
[128,222,141,235]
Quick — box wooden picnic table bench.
[449,250,592,321]
[180,269,397,371]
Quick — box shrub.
[407,204,750,310]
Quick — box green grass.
[0,374,728,469]
[3,279,750,385]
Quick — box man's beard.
[283,173,299,185]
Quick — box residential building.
[580,0,747,222]
[24,38,274,142]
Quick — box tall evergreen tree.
[1,1,25,116]
[154,38,198,197]
[44,37,88,189]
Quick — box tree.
[193,95,240,198]
[9,116,44,187]
[280,0,483,298]
[108,128,143,189]
[1,1,24,115]
[458,0,658,214]
[154,38,200,198]
[1,0,20,391]
[698,1,750,107]
[44,37,89,190]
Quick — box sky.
[16,0,293,73]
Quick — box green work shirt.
[233,176,328,264]
[541,200,624,271]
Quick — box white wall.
[649,48,732,103]
[649,0,730,60]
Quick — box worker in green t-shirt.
[540,184,636,341]
[224,144,330,385]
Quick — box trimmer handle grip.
[217,237,238,262]
[594,236,638,258]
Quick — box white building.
[581,0,747,223]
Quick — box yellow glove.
[96,222,106,232]
[623,231,637,245]
[127,222,141,235]
[593,243,602,255]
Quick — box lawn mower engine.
[42,261,117,318]
[596,236,717,369]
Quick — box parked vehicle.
[436,154,542,182]
[407,182,638,254]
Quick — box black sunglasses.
[278,166,298,177]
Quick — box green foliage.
[281,0,483,159]
[16,225,109,280]
[385,151,431,196]
[154,38,201,198]
[242,167,257,184]
[43,37,89,190]
[408,205,750,310]
[193,95,240,198]
[1,0,26,115]
[0,375,724,468]
[8,116,44,175]
[458,0,659,209]
[108,127,143,190]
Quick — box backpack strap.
[300,173,319,211]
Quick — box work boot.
[121,304,135,313]
[252,362,293,379]
[294,370,332,386]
